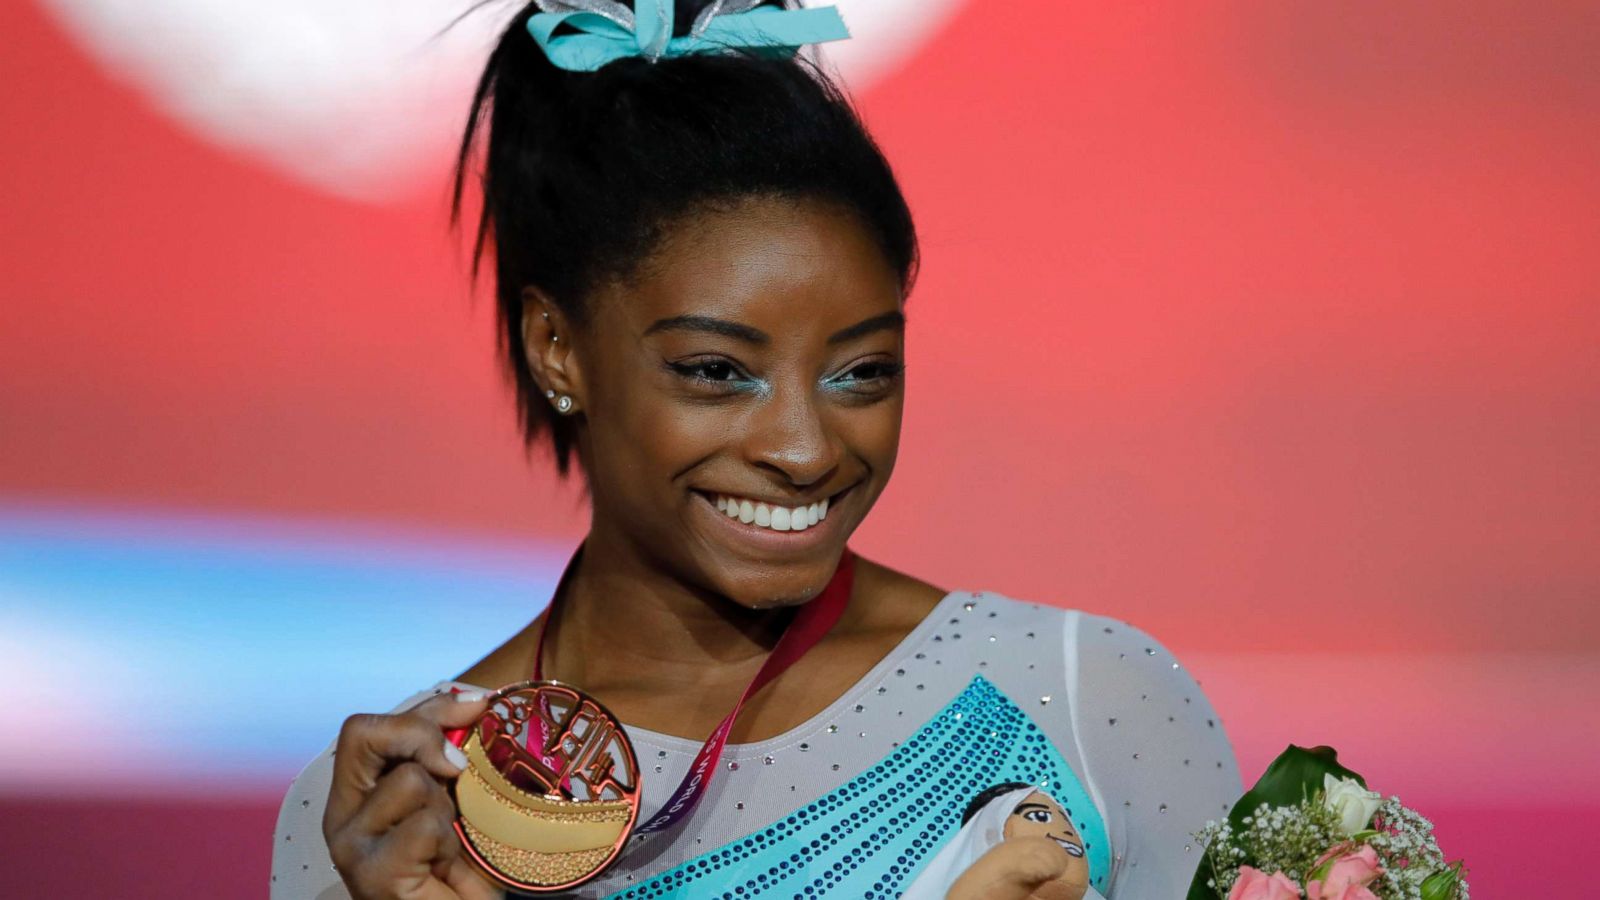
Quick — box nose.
[746,381,841,490]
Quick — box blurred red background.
[3,0,1595,895]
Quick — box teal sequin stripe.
[607,675,1110,899]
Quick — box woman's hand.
[945,836,1087,900]
[322,692,503,900]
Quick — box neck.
[541,529,795,692]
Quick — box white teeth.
[711,493,834,533]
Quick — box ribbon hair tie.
[528,0,851,72]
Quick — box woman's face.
[553,197,906,609]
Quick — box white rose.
[1323,774,1383,835]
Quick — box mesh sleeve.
[1063,612,1243,897]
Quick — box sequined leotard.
[272,590,1241,899]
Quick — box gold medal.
[452,680,641,893]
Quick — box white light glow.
[38,0,966,202]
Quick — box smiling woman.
[268,3,1239,899]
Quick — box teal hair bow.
[527,0,851,72]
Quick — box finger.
[346,761,458,840]
[445,856,506,900]
[325,764,448,877]
[344,807,459,900]
[1009,838,1071,885]
[328,777,462,896]
[326,693,489,827]
[379,807,460,886]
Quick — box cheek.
[588,375,714,471]
[865,405,904,460]
[835,395,904,472]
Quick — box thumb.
[410,690,494,779]
[408,689,495,731]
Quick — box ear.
[520,286,584,415]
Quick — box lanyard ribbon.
[453,544,856,836]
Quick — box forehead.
[598,196,902,334]
[1014,792,1068,815]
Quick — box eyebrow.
[642,311,905,346]
[1013,803,1050,814]
[644,315,768,344]
[827,310,905,345]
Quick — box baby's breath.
[1192,794,1468,900]
[1366,797,1470,900]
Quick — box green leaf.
[1186,745,1368,900]
[1420,861,1466,900]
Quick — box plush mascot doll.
[901,782,1092,900]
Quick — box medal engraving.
[453,681,641,892]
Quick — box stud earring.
[544,389,556,399]
[555,395,574,414]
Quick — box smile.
[1052,837,1086,858]
[710,492,830,532]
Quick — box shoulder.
[971,594,1235,767]
[958,594,1214,712]
[272,738,344,899]
[1055,608,1239,780]
[952,587,1085,653]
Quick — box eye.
[686,361,738,381]
[827,359,905,394]
[667,358,749,384]
[1022,809,1053,824]
[839,361,903,382]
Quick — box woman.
[271,2,1241,897]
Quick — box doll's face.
[1004,792,1087,861]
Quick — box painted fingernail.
[442,738,469,771]
[452,690,488,703]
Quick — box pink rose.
[1309,887,1379,900]
[1307,843,1384,899]
[1227,866,1302,900]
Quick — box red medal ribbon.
[450,544,856,837]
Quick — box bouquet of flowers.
[1188,746,1467,900]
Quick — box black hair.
[453,1,918,476]
[961,782,1034,826]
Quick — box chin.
[709,554,844,611]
